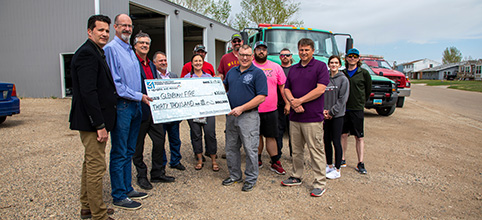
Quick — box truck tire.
[0,116,6,124]
[396,97,405,108]
[376,105,396,116]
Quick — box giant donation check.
[145,78,231,124]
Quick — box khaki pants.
[289,121,326,188]
[79,131,108,220]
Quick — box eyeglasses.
[116,23,134,29]
[232,39,241,43]
[280,54,292,57]
[239,53,252,57]
[137,41,150,45]
[255,47,267,52]
[347,54,359,59]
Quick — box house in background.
[399,59,441,79]
[418,63,460,80]
[458,59,482,80]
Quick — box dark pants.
[324,116,344,169]
[187,116,217,155]
[133,117,166,179]
[162,121,182,166]
[275,105,291,158]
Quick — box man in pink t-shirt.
[252,41,287,175]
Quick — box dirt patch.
[0,96,480,219]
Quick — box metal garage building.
[0,0,237,97]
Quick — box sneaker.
[222,177,243,186]
[341,160,347,167]
[126,190,149,200]
[326,170,341,179]
[281,177,302,186]
[258,160,263,169]
[170,163,186,171]
[270,161,286,175]
[113,198,142,210]
[355,162,367,174]
[310,188,326,197]
[326,165,336,174]
[241,182,255,192]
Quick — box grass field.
[411,79,482,93]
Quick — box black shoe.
[151,175,175,183]
[137,178,153,190]
[241,182,255,192]
[341,160,347,168]
[170,163,186,171]
[222,177,243,186]
[113,198,141,210]
[126,190,148,200]
[356,162,367,174]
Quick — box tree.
[232,0,304,31]
[442,46,462,64]
[170,0,231,24]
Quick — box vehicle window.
[361,63,377,75]
[264,29,338,57]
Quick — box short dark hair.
[134,30,151,45]
[298,38,314,50]
[153,51,166,61]
[87,15,111,30]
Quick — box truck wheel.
[396,97,405,108]
[0,116,6,124]
[376,105,396,116]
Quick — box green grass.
[411,80,482,93]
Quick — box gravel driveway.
[0,87,481,219]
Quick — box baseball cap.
[231,33,242,41]
[193,44,207,53]
[347,48,360,56]
[254,41,267,49]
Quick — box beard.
[120,32,131,42]
[254,53,267,63]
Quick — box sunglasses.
[280,54,292,57]
[347,54,359,58]
[232,39,241,43]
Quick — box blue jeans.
[162,121,182,166]
[110,100,142,202]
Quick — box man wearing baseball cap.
[341,48,371,174]
[180,44,215,78]
[252,41,288,175]
[217,33,243,80]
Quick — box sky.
[229,0,482,64]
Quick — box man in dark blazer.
[132,31,175,190]
[69,15,117,220]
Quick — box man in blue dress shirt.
[104,13,152,210]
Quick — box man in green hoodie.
[341,48,371,174]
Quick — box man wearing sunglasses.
[276,48,293,159]
[341,48,372,175]
[217,33,243,80]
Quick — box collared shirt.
[183,71,212,78]
[157,70,172,79]
[104,36,142,101]
[136,54,154,79]
[285,58,330,122]
[223,64,268,109]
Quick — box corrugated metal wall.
[0,0,236,97]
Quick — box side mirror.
[379,71,384,76]
[345,38,353,54]
[240,31,249,45]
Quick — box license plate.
[373,99,382,105]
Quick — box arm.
[329,77,350,117]
[228,95,266,117]
[104,46,143,101]
[284,88,305,113]
[364,69,372,101]
[279,84,290,115]
[180,63,189,78]
[288,83,326,108]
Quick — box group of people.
[69,13,371,220]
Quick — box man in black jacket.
[69,15,117,220]
[132,31,176,191]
